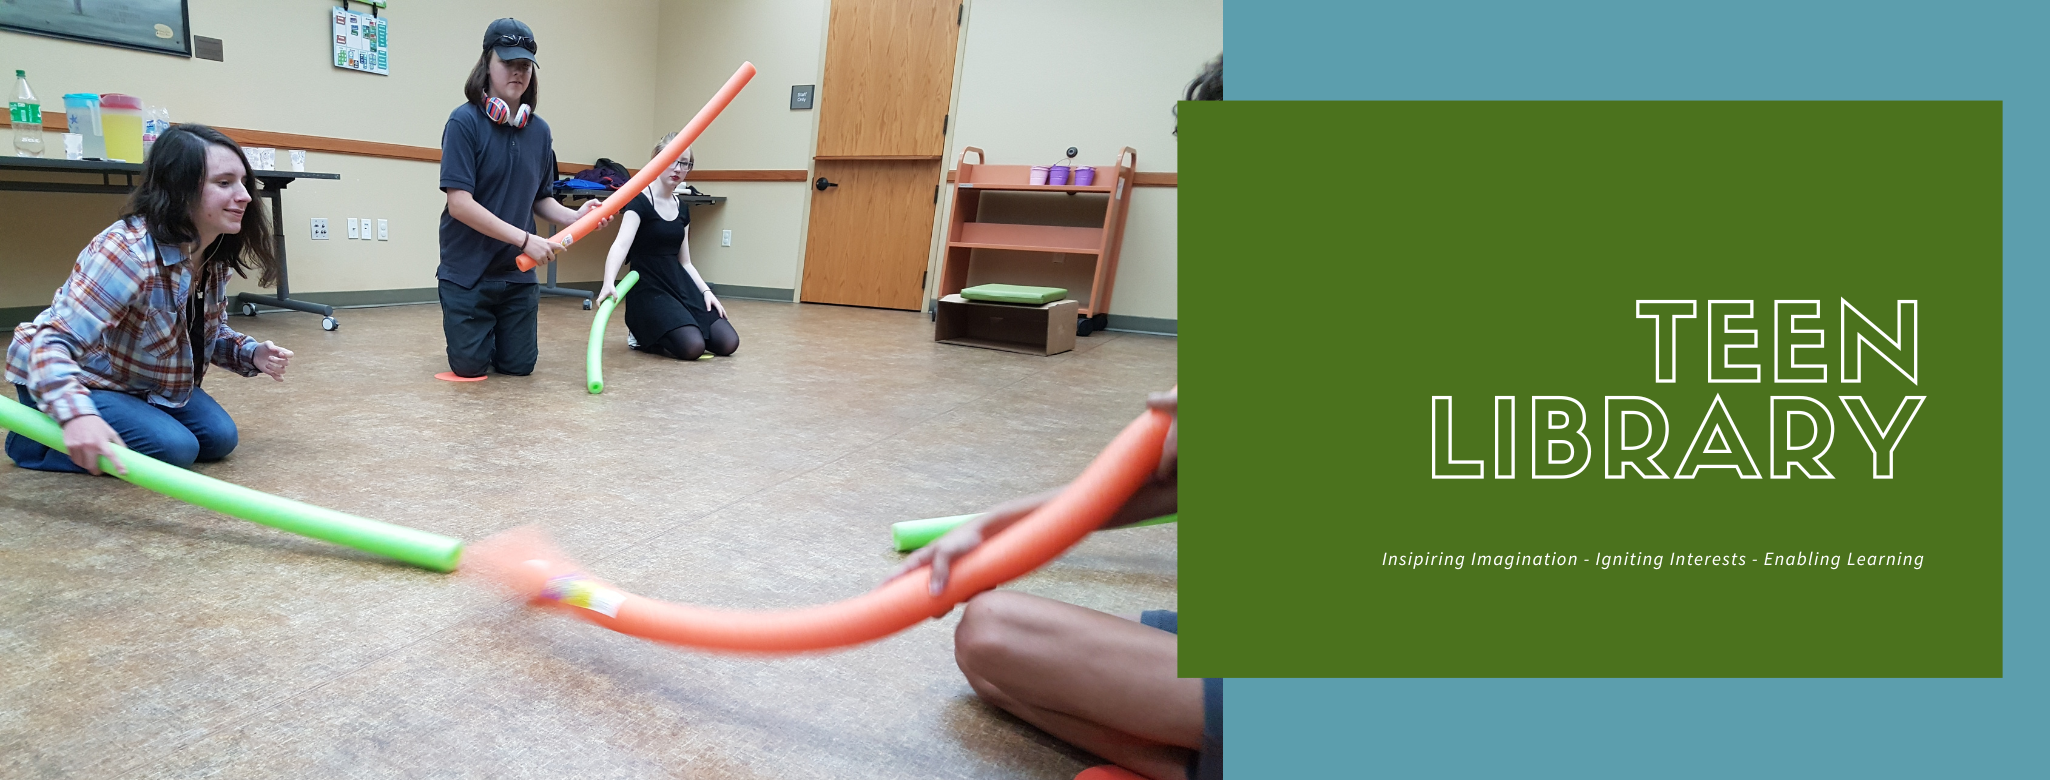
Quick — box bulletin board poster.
[331,7,389,75]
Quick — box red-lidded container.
[98,93,144,163]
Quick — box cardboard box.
[935,294,1078,356]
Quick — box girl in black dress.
[596,135,738,360]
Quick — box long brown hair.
[463,50,539,111]
[120,124,277,287]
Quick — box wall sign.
[332,6,388,75]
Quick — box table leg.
[237,178,338,330]
[535,218,595,309]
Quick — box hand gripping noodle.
[464,401,1174,653]
[0,395,464,571]
[586,270,640,394]
[517,63,757,271]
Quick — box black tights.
[650,320,739,360]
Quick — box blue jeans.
[7,383,239,473]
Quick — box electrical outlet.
[360,217,372,240]
[721,229,732,247]
[346,217,359,239]
[376,219,388,241]
[310,218,329,240]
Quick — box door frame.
[788,0,975,310]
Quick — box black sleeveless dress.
[620,192,721,344]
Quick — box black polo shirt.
[437,102,557,289]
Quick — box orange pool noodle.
[1074,767,1149,780]
[516,62,757,272]
[463,403,1172,653]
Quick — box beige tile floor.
[0,297,1178,779]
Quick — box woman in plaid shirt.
[6,124,294,476]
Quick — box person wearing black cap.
[434,18,608,380]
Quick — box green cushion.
[960,284,1068,305]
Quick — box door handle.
[815,177,839,191]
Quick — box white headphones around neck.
[484,96,532,128]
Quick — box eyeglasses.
[671,159,695,170]
[489,34,538,53]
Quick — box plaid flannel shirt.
[6,217,262,425]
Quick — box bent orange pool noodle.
[516,62,757,272]
[465,404,1172,653]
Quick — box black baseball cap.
[483,18,538,64]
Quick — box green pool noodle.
[587,269,641,394]
[0,395,464,572]
[891,512,1177,552]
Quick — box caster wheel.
[1076,317,1096,337]
[240,302,258,317]
[583,299,594,310]
[322,316,339,331]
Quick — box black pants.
[438,279,539,377]
[645,320,740,361]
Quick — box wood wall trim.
[214,126,442,163]
[686,169,810,182]
[4,115,1172,186]
[3,113,71,131]
[814,155,944,161]
[552,163,807,181]
[943,169,1177,187]
[0,115,808,182]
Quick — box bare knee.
[958,591,1042,709]
[955,590,1034,678]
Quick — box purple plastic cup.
[1030,165,1050,185]
[1048,165,1071,185]
[1073,166,1096,186]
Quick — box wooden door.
[813,0,959,159]
[800,160,943,310]
[801,0,960,309]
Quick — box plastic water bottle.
[10,69,44,158]
[142,104,167,158]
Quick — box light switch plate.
[376,219,388,241]
[360,217,372,240]
[346,217,359,239]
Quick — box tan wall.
[677,181,815,292]
[4,0,1207,322]
[645,0,1212,321]
[651,0,829,296]
[1,0,656,308]
[941,0,1220,322]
